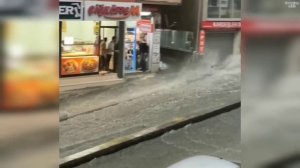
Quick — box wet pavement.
[60,54,241,158]
[76,108,241,168]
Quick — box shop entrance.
[99,26,118,73]
[100,26,118,41]
[205,32,234,66]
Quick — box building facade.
[199,0,241,63]
[59,0,183,91]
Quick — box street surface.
[60,54,240,158]
[76,108,241,168]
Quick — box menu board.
[61,56,99,76]
[152,31,161,64]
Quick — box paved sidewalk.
[60,61,240,158]
[59,73,166,121]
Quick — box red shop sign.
[198,30,206,55]
[202,21,241,30]
[137,19,154,33]
[85,1,142,21]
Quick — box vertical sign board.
[152,31,161,64]
[59,0,83,20]
[198,30,205,55]
[84,1,142,21]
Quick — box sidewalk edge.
[60,102,241,168]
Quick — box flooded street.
[76,108,240,168]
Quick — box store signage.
[94,22,100,35]
[84,1,142,21]
[202,21,241,30]
[137,20,154,33]
[198,30,205,55]
[59,0,83,20]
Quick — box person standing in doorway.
[138,33,149,72]
[106,36,116,71]
[100,37,107,71]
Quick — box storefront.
[59,0,143,90]
[197,0,241,64]
[199,21,241,64]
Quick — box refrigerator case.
[60,43,100,77]
[124,28,137,72]
[61,56,99,76]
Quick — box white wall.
[62,21,97,43]
[101,21,117,26]
[126,21,137,28]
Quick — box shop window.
[160,30,194,52]
[101,21,117,27]
[60,21,100,77]
[207,0,241,19]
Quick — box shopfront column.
[117,21,125,78]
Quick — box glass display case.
[124,28,137,72]
[61,43,99,76]
[60,21,100,77]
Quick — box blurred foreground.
[0,19,59,168]
[243,1,300,166]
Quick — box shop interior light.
[64,37,74,45]
[141,11,152,16]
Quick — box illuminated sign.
[137,20,154,33]
[202,21,241,30]
[198,30,205,55]
[85,1,142,21]
[59,0,83,20]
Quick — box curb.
[60,78,125,92]
[60,102,241,168]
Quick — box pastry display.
[61,41,100,76]
[81,58,98,72]
[62,59,79,74]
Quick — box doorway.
[100,26,118,42]
[100,26,118,73]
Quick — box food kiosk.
[59,0,142,78]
